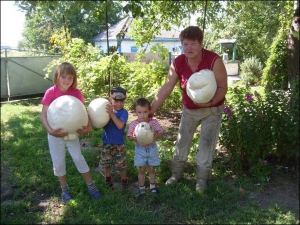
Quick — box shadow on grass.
[1,102,299,224]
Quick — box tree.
[15,0,298,81]
[125,1,291,67]
[15,1,124,50]
[261,1,294,91]
[287,1,299,156]
[125,1,224,49]
[208,1,288,65]
[287,1,299,111]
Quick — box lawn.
[1,97,298,224]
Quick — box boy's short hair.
[133,97,151,110]
[110,86,126,101]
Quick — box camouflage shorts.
[99,144,127,170]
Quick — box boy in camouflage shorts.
[99,87,129,189]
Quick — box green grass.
[1,98,298,224]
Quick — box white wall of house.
[95,39,182,54]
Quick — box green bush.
[261,31,289,92]
[239,56,263,85]
[260,1,293,93]
[219,84,298,180]
[45,38,182,110]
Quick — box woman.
[150,26,227,191]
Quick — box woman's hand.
[193,99,216,108]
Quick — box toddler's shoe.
[61,192,72,204]
[106,180,115,190]
[137,188,146,197]
[122,180,129,189]
[88,189,102,200]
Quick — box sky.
[1,1,25,47]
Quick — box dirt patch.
[253,173,299,212]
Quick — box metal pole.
[4,49,11,101]
[233,43,236,61]
[105,0,111,91]
[106,0,109,56]
[202,0,208,34]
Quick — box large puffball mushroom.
[186,69,217,104]
[87,98,110,128]
[47,95,89,141]
[134,122,154,145]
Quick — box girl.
[40,62,102,204]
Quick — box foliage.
[239,56,263,86]
[122,60,182,111]
[261,31,289,92]
[48,27,71,54]
[19,10,54,50]
[288,76,300,128]
[210,1,290,65]
[16,0,294,73]
[128,1,223,49]
[261,1,294,92]
[15,1,124,50]
[219,84,299,180]
[44,36,183,110]
[45,38,112,101]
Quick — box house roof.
[92,16,181,42]
[219,39,237,44]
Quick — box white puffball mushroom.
[186,69,217,104]
[63,133,78,141]
[134,122,154,145]
[47,95,89,140]
[87,98,110,128]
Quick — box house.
[1,43,12,53]
[92,17,183,54]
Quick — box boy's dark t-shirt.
[102,108,128,145]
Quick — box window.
[130,46,137,53]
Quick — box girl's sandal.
[150,187,159,195]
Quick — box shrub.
[239,56,263,86]
[219,84,298,180]
[45,37,182,110]
[260,1,293,93]
[261,31,289,92]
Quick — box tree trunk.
[287,0,299,111]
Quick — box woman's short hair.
[179,26,203,44]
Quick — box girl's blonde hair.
[53,62,78,89]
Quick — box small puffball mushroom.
[87,98,110,128]
[134,122,154,145]
[186,69,217,104]
[47,95,89,141]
